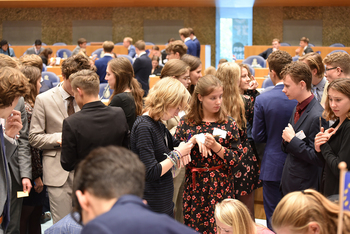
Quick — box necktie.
[312,87,318,101]
[294,106,302,124]
[0,125,11,229]
[67,96,75,116]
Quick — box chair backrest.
[42,63,47,72]
[115,42,123,45]
[99,83,113,100]
[327,50,349,56]
[292,56,299,62]
[330,43,345,47]
[53,42,67,46]
[56,49,72,59]
[42,71,60,83]
[52,81,60,87]
[309,43,315,47]
[145,42,155,45]
[92,48,104,59]
[280,42,291,46]
[262,77,274,89]
[242,55,266,68]
[118,54,134,64]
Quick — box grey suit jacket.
[25,47,44,55]
[7,97,31,186]
[29,86,80,187]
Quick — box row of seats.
[32,42,156,46]
[280,42,346,47]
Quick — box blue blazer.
[128,45,136,58]
[95,55,113,83]
[81,195,197,234]
[193,38,201,57]
[185,40,197,56]
[252,84,297,181]
[281,97,328,195]
[133,54,152,97]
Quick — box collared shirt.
[312,77,326,102]
[59,84,79,113]
[192,36,197,40]
[275,81,284,86]
[184,37,191,43]
[0,119,17,145]
[45,212,82,234]
[103,53,113,57]
[297,94,314,118]
[138,51,146,57]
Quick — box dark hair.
[134,40,145,50]
[34,39,42,46]
[77,38,87,45]
[39,48,53,59]
[20,66,41,107]
[0,39,10,56]
[165,40,187,58]
[300,37,309,44]
[267,50,293,80]
[72,146,146,224]
[281,61,312,91]
[181,54,201,72]
[61,54,92,80]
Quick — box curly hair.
[61,53,93,80]
[267,50,292,80]
[272,189,350,234]
[323,78,350,121]
[19,54,43,71]
[144,77,190,121]
[0,54,18,68]
[0,67,30,108]
[165,40,187,58]
[107,57,144,116]
[20,66,41,107]
[216,62,246,129]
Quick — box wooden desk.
[46,66,61,76]
[244,46,350,59]
[254,68,269,77]
[149,76,160,89]
[255,77,265,88]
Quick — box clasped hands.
[314,127,335,152]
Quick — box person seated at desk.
[295,37,313,56]
[0,39,15,57]
[123,37,136,58]
[25,39,44,55]
[259,38,280,60]
[39,48,56,66]
[72,38,87,56]
[151,55,163,76]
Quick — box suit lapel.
[51,87,68,119]
[294,97,316,131]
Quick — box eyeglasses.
[324,67,338,74]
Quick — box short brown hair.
[300,37,309,44]
[102,41,114,53]
[160,59,189,78]
[0,54,18,68]
[323,52,350,76]
[218,58,228,65]
[323,78,350,121]
[20,66,41,107]
[267,50,292,80]
[77,38,87,46]
[152,45,159,51]
[61,54,92,80]
[19,54,43,72]
[272,38,280,43]
[179,28,190,38]
[165,40,187,58]
[0,67,29,108]
[181,54,201,72]
[134,40,145,50]
[188,28,195,35]
[70,70,99,96]
[299,52,325,78]
[281,61,312,91]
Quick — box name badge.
[213,127,227,139]
[295,130,306,140]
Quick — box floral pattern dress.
[175,116,244,234]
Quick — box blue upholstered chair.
[244,63,255,76]
[56,49,72,58]
[118,54,134,64]
[309,43,315,47]
[292,56,299,62]
[242,55,266,68]
[327,50,348,56]
[92,48,104,59]
[52,82,60,87]
[53,42,67,46]
[280,42,291,46]
[145,42,155,45]
[42,71,60,83]
[330,43,345,47]
[42,63,47,72]
[115,42,123,45]
[99,83,113,100]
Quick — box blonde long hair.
[216,62,246,129]
[272,189,350,234]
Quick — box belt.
[190,165,224,189]
[0,214,3,225]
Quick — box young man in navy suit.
[179,28,196,57]
[94,41,115,83]
[281,61,328,196]
[74,146,196,234]
[188,28,200,58]
[133,40,152,97]
[252,50,296,230]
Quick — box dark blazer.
[81,195,197,234]
[304,46,314,54]
[133,54,152,97]
[185,39,197,56]
[61,101,129,171]
[258,48,273,60]
[193,38,201,58]
[95,55,113,83]
[281,97,328,195]
[128,45,136,58]
[252,85,297,182]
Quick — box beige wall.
[253,6,350,46]
[0,7,216,65]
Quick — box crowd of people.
[1,31,350,234]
